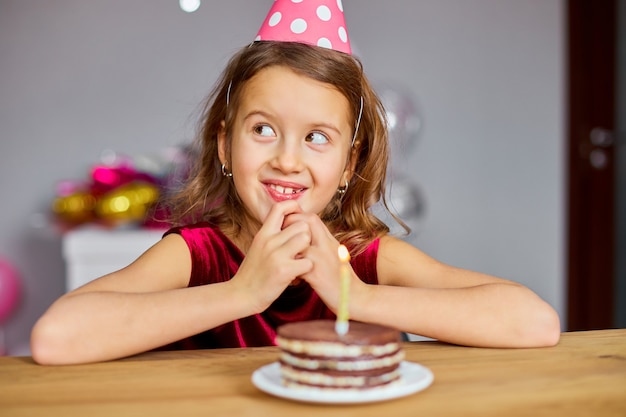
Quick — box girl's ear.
[344,145,359,183]
[217,120,227,164]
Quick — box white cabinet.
[63,227,167,291]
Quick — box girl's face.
[219,65,354,225]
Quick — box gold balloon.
[95,182,160,223]
[52,192,97,223]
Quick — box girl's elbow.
[544,310,562,346]
[30,318,71,366]
[526,307,561,347]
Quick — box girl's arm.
[31,202,312,365]
[351,236,561,348]
[30,234,256,365]
[283,212,559,348]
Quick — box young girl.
[31,1,560,365]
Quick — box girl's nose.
[271,138,304,173]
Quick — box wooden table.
[1,329,625,416]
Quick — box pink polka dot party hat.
[255,0,352,55]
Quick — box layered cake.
[275,320,405,390]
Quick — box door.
[566,0,621,330]
[616,0,626,328]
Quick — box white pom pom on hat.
[255,0,352,55]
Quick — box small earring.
[337,180,349,195]
[221,163,233,178]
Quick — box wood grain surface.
[1,329,624,417]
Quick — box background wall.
[0,0,565,354]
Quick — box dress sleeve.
[163,224,244,287]
[350,238,379,285]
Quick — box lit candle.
[335,244,351,336]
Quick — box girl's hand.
[282,212,362,313]
[233,201,314,313]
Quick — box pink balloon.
[0,258,21,324]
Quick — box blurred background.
[0,0,620,355]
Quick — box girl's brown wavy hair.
[166,41,405,255]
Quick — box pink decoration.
[255,0,352,54]
[51,147,192,229]
[0,258,21,324]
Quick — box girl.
[31,6,560,366]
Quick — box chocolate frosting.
[277,320,401,345]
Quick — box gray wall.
[0,0,565,355]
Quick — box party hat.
[255,0,352,54]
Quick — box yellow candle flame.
[335,244,351,336]
[338,244,350,263]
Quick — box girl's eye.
[306,131,329,145]
[253,124,275,137]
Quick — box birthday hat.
[255,0,352,55]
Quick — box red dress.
[160,223,380,349]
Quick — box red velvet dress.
[160,223,380,350]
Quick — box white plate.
[251,361,434,404]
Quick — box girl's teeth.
[271,184,301,194]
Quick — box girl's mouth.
[265,183,307,201]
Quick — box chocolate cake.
[275,320,405,390]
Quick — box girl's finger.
[259,201,303,237]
